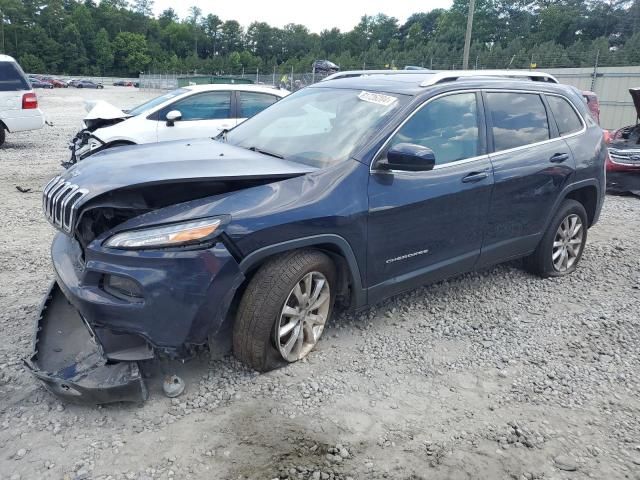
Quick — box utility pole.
[462,0,476,70]
[0,10,4,53]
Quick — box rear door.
[478,90,576,267]
[234,91,279,126]
[367,91,494,298]
[155,90,233,142]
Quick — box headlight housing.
[104,218,224,249]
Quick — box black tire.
[525,199,588,278]
[233,249,336,372]
[0,127,5,147]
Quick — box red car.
[606,88,640,195]
[42,76,68,88]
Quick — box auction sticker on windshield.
[358,91,397,106]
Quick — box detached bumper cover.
[24,282,148,404]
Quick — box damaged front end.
[67,101,131,166]
[24,282,149,404]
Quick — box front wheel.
[525,199,588,277]
[233,250,336,372]
[0,127,5,147]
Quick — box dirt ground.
[0,87,639,480]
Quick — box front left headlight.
[104,218,223,249]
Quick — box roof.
[0,54,17,63]
[183,83,289,96]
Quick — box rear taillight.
[22,92,38,109]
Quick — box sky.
[152,0,454,33]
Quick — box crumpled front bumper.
[24,282,148,404]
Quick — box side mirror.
[379,143,436,172]
[166,110,182,126]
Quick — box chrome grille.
[609,148,640,165]
[42,176,88,233]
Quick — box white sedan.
[69,84,289,162]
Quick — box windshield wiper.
[247,146,284,159]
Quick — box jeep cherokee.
[27,70,606,403]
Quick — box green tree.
[113,31,150,74]
[19,52,45,72]
[95,28,113,74]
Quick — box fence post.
[291,65,294,90]
[256,68,259,83]
[273,65,276,86]
[591,49,600,92]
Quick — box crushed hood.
[84,100,131,120]
[59,138,316,206]
[82,100,131,130]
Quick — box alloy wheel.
[276,271,331,362]
[552,214,584,272]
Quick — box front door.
[367,91,494,299]
[156,91,234,142]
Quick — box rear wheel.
[0,127,5,147]
[525,199,588,277]
[233,250,336,372]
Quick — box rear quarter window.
[547,95,584,136]
[0,62,30,91]
[486,92,550,151]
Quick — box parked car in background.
[42,76,68,88]
[68,84,289,163]
[67,79,81,87]
[313,59,339,74]
[605,88,640,195]
[76,79,104,89]
[113,80,134,87]
[32,70,606,403]
[28,76,53,89]
[0,55,45,146]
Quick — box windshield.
[127,88,189,116]
[225,87,408,167]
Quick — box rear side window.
[160,91,231,121]
[238,92,278,118]
[388,92,481,165]
[486,92,550,151]
[0,62,30,91]
[547,95,583,136]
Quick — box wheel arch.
[544,179,602,232]
[237,235,366,310]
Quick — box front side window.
[388,92,481,165]
[239,92,278,118]
[486,92,550,151]
[160,92,231,121]
[226,87,409,168]
[547,95,583,136]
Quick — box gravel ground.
[1,87,639,480]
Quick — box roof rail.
[420,70,558,86]
[321,69,433,81]
[321,69,558,85]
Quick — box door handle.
[550,153,570,163]
[462,171,489,183]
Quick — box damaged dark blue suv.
[27,70,606,403]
